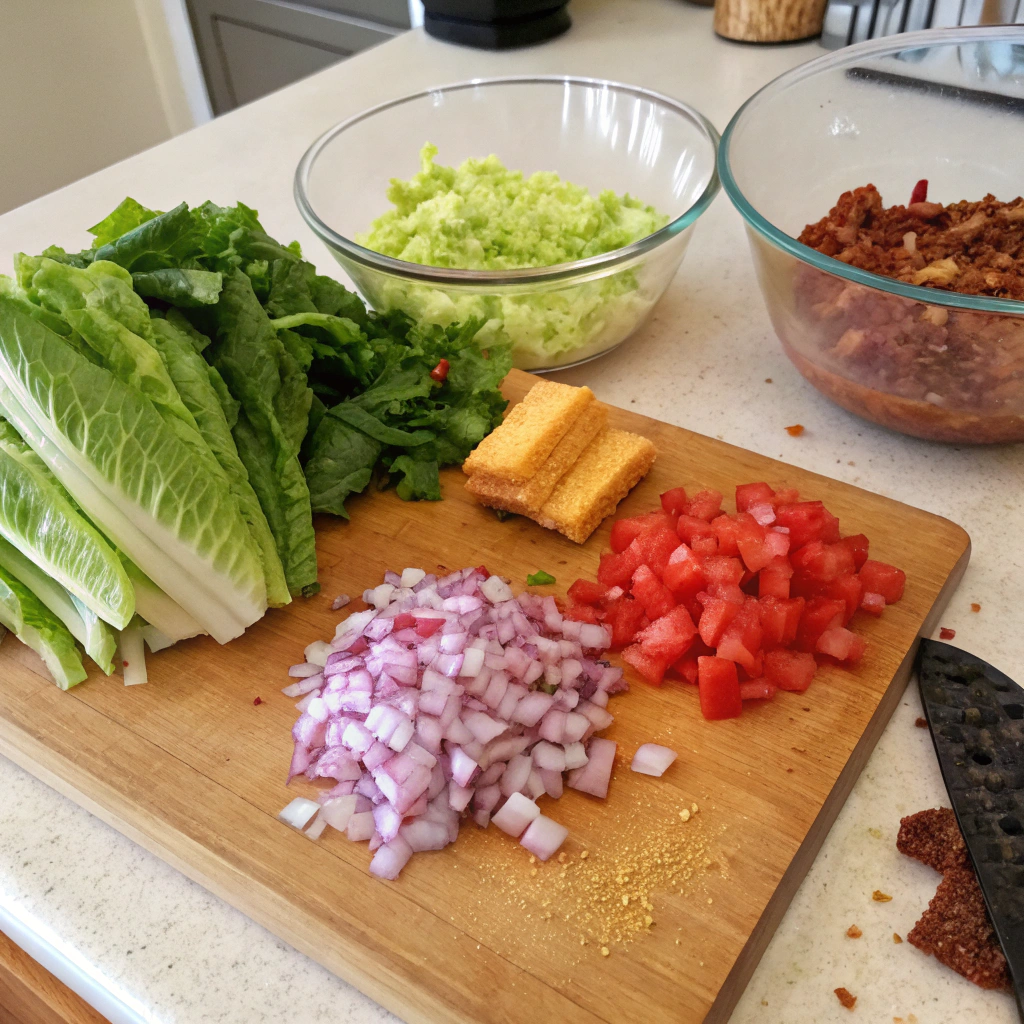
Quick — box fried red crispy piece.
[834,987,857,1009]
[897,808,1012,992]
[897,807,968,873]
[907,866,1012,991]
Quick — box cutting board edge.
[701,537,971,1023]
[0,715,605,1024]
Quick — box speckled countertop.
[0,3,1021,1022]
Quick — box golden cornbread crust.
[462,381,594,484]
[538,428,657,544]
[465,402,608,515]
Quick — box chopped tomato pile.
[565,482,906,720]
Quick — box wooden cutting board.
[0,369,969,1024]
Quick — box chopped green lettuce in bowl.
[348,145,673,369]
[295,78,720,371]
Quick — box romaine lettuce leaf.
[0,299,268,643]
[88,198,161,248]
[0,534,116,673]
[131,268,223,307]
[0,562,87,689]
[92,202,198,272]
[206,269,317,596]
[151,318,290,607]
[0,416,134,629]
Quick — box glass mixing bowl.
[295,76,720,371]
[721,27,1024,444]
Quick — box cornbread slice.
[466,402,608,516]
[463,381,595,484]
[538,428,657,544]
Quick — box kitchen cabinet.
[185,0,410,114]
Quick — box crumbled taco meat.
[799,185,1024,300]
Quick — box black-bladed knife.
[917,639,1024,1017]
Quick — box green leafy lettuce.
[0,299,268,644]
[0,561,87,689]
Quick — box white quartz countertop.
[0,3,1020,1022]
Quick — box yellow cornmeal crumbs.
[601,946,610,957]
[469,801,725,956]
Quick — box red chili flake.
[909,178,929,205]
[253,696,263,706]
[122,660,129,667]
[915,717,928,728]
[429,358,450,382]
[785,424,805,437]
[834,987,857,1009]
[940,626,956,640]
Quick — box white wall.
[0,0,210,215]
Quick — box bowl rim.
[719,25,1024,317]
[294,74,721,286]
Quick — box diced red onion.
[286,566,625,878]
[278,797,319,830]
[492,792,541,837]
[567,738,617,799]
[320,794,357,831]
[520,815,568,861]
[369,835,412,879]
[631,743,678,777]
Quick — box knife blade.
[916,638,1024,1017]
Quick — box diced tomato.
[565,602,601,624]
[816,626,867,664]
[685,489,724,523]
[734,516,772,572]
[622,643,670,686]
[735,482,775,512]
[663,546,706,600]
[763,649,817,692]
[392,612,416,630]
[698,595,741,647]
[631,564,676,621]
[759,555,794,599]
[739,679,778,701]
[758,595,804,648]
[598,544,643,588]
[636,605,697,662]
[414,616,445,638]
[603,595,646,649]
[711,515,740,556]
[769,487,800,509]
[702,555,744,589]
[826,573,863,624]
[691,533,719,556]
[697,656,742,720]
[860,591,885,616]
[764,529,791,560]
[567,579,608,606]
[796,596,847,652]
[790,541,856,585]
[774,501,839,548]
[674,654,699,685]
[660,486,689,517]
[609,511,675,553]
[838,533,870,570]
[716,600,762,672]
[676,514,714,545]
[858,560,906,604]
[635,527,682,580]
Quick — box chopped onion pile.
[282,567,627,879]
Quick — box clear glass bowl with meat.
[720,27,1024,444]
